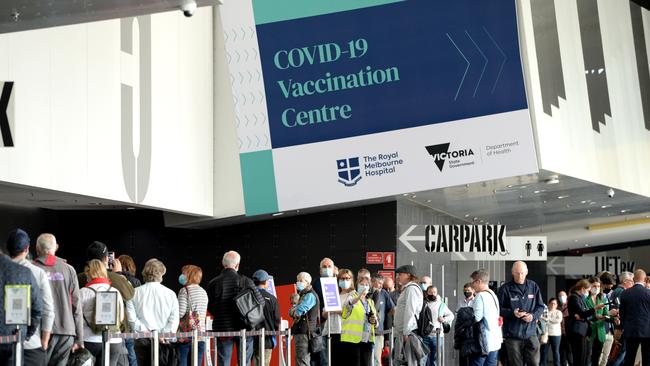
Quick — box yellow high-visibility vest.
[341,294,377,344]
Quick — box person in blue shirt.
[370,273,395,366]
[498,261,545,366]
[290,272,320,366]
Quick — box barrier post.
[101,327,110,366]
[191,328,199,366]
[151,330,159,366]
[13,327,22,366]
[286,328,292,366]
[240,329,247,366]
[213,336,218,366]
[436,328,441,366]
[260,328,266,366]
[327,318,331,366]
[278,331,284,366]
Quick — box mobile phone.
[108,252,115,269]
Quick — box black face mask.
[603,287,612,294]
[427,295,437,302]
[464,291,473,298]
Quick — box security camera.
[181,1,197,17]
[607,188,615,198]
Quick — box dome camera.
[607,188,615,198]
[181,1,197,17]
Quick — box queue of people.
[2,227,650,366]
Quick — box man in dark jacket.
[252,269,280,366]
[0,245,43,366]
[619,269,650,366]
[207,250,259,366]
[498,261,545,366]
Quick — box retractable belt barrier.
[0,334,18,344]
[1,327,398,366]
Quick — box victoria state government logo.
[337,157,362,187]
[425,143,475,172]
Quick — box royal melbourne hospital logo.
[337,157,362,187]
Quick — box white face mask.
[590,287,600,296]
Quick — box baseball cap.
[86,241,108,261]
[252,269,270,282]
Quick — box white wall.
[0,9,214,216]
[519,0,650,198]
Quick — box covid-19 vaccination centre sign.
[220,0,538,215]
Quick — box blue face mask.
[420,283,429,291]
[179,274,187,286]
[321,267,333,277]
[357,285,369,294]
[339,280,351,289]
[296,281,305,292]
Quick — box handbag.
[306,308,324,353]
[177,287,201,343]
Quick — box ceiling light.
[533,190,545,194]
[464,214,470,218]
[426,199,432,203]
[272,212,284,217]
[506,184,513,188]
[601,205,611,209]
[557,195,569,199]
[411,195,417,198]
[620,209,629,213]
[585,243,589,247]
[126,207,135,210]
[402,193,409,196]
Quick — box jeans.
[422,335,438,366]
[469,350,498,366]
[124,338,137,366]
[505,336,541,366]
[547,336,561,366]
[178,342,205,366]
[374,335,384,366]
[217,336,254,366]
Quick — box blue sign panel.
[255,0,527,149]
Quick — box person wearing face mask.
[567,280,606,366]
[175,265,208,366]
[557,290,574,366]
[585,277,612,366]
[314,257,336,366]
[597,272,617,366]
[323,269,355,365]
[290,272,321,366]
[457,283,475,310]
[341,275,377,366]
[423,286,454,366]
[420,276,433,294]
[369,273,395,366]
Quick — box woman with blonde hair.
[323,268,355,365]
[177,264,208,366]
[341,272,378,366]
[80,259,125,366]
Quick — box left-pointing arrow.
[398,225,424,253]
[0,82,14,147]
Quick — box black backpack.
[416,301,435,337]
[233,276,265,330]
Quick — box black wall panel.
[0,201,397,292]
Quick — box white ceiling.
[0,0,217,34]
[397,169,650,252]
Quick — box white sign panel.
[274,110,538,211]
[4,285,30,325]
[398,225,547,261]
[320,277,342,312]
[95,291,118,326]
[547,256,636,276]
